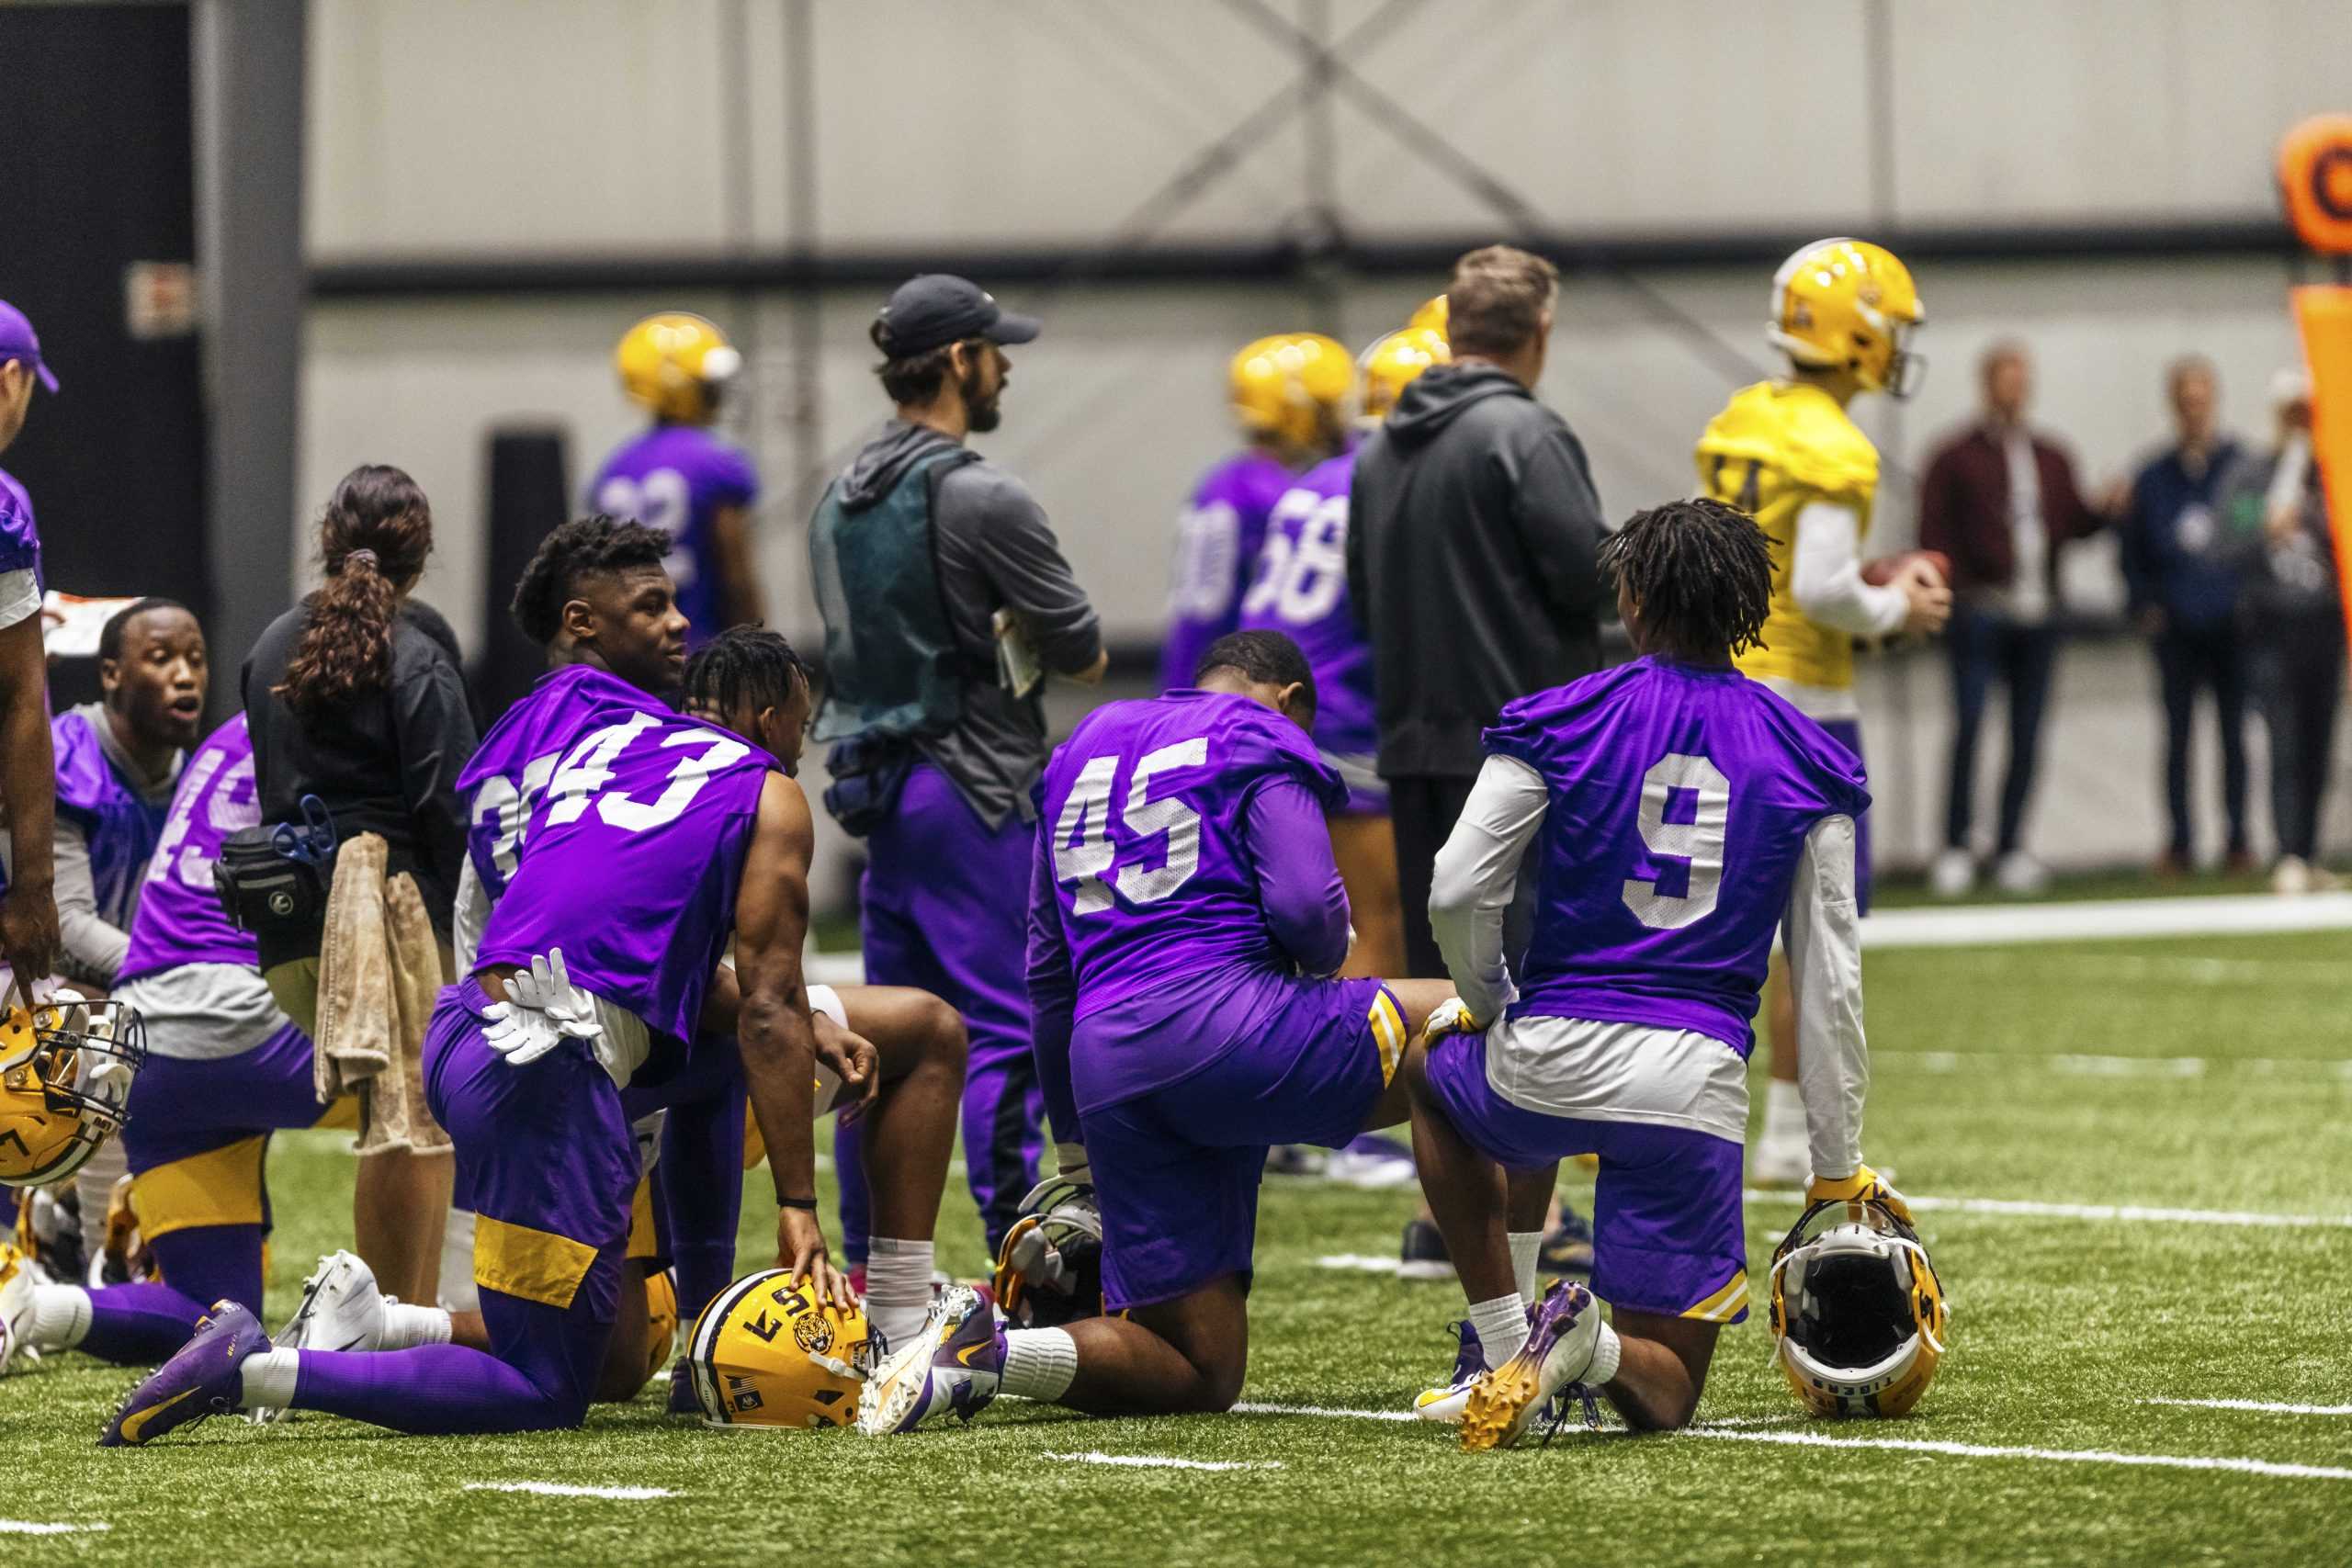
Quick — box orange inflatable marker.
[2278,115,2352,640]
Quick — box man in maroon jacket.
[1918,342,2111,896]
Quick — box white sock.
[1000,1327,1079,1401]
[1586,1321,1623,1388]
[1468,1293,1530,1369]
[30,1283,91,1351]
[379,1302,452,1349]
[240,1348,301,1408]
[863,1237,935,1350]
[1762,1078,1805,1147]
[1507,1232,1542,1303]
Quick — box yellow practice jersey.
[1694,380,1881,692]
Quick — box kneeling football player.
[1404,499,1910,1448]
[858,630,1456,1432]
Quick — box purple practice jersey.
[1160,450,1297,692]
[461,662,774,1046]
[118,715,259,985]
[590,423,760,646]
[0,468,40,586]
[1492,658,1870,1054]
[1237,449,1375,761]
[1037,691,1346,1019]
[50,709,172,934]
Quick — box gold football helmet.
[616,312,743,423]
[1407,293,1449,338]
[641,1267,679,1386]
[685,1268,872,1429]
[1766,238,1925,398]
[0,994,146,1189]
[1769,1193,1948,1418]
[1358,327,1450,424]
[1229,333,1356,450]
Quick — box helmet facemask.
[1769,1195,1947,1418]
[0,997,148,1188]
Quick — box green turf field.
[6,928,2349,1565]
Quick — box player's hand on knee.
[1805,1163,1912,1226]
[812,1010,880,1112]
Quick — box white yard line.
[1682,1426,2352,1481]
[0,1523,108,1535]
[1233,1402,2352,1483]
[2143,1398,2352,1416]
[1046,1451,1282,1472]
[1315,1254,1403,1273]
[1738,1190,2352,1229]
[463,1482,675,1500]
[1863,892,2352,949]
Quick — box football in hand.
[1860,548,1951,588]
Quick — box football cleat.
[1769,1192,1947,1418]
[1459,1280,1612,1452]
[277,1250,387,1355]
[0,1243,37,1373]
[1396,1216,1454,1282]
[1324,1134,1417,1190]
[1412,1317,1493,1425]
[855,1284,1001,1436]
[1537,1209,1596,1279]
[100,1301,270,1447]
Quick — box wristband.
[775,1194,819,1211]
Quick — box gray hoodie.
[833,420,1102,826]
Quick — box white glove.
[482,949,604,1067]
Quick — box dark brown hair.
[1445,244,1559,358]
[872,325,980,407]
[276,464,433,719]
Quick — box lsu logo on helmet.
[0,995,146,1189]
[1228,333,1356,451]
[684,1269,871,1429]
[616,311,743,423]
[1768,1194,1948,1418]
[1358,327,1450,425]
[1766,238,1925,398]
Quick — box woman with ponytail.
[238,463,474,1307]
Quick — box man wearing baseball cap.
[808,276,1102,1261]
[0,299,62,994]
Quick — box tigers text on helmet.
[0,995,146,1188]
[685,1268,872,1429]
[1766,238,1926,399]
[1768,1194,1948,1418]
[1228,333,1356,451]
[616,312,743,423]
[1358,327,1451,425]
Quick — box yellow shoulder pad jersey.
[1695,380,1881,691]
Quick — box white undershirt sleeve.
[0,570,39,633]
[452,853,490,978]
[1427,753,1549,1025]
[1784,813,1868,1180]
[1791,501,1910,638]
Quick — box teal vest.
[809,445,982,743]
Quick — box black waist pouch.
[214,796,341,966]
[821,737,917,839]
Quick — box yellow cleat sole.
[1457,1354,1543,1452]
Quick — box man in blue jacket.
[2121,356,2255,876]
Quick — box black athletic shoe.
[1537,1208,1595,1280]
[1398,1216,1457,1282]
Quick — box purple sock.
[291,1345,580,1435]
[79,1280,209,1365]
[833,1113,871,1268]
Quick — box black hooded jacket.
[1344,362,1609,777]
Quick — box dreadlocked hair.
[683,625,810,727]
[510,514,673,646]
[1598,497,1774,662]
[277,465,433,721]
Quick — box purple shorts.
[1086,975,1403,1312]
[1422,1031,1750,1324]
[119,1021,357,1245]
[1817,718,1871,914]
[424,981,638,1326]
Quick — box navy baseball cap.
[871,275,1041,359]
[0,301,56,393]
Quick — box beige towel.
[314,832,453,1155]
